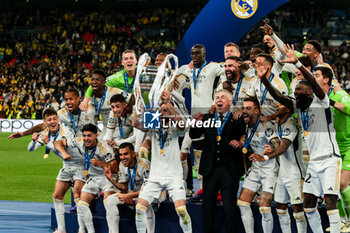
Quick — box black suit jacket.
[189,113,246,179]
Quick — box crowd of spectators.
[1,4,350,119]
[0,7,200,119]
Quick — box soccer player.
[133,89,192,233]
[104,142,155,233]
[8,89,96,139]
[177,44,224,196]
[80,50,137,111]
[246,53,288,122]
[87,70,132,138]
[260,44,342,233]
[55,123,118,233]
[154,53,167,66]
[218,56,255,118]
[28,108,85,233]
[314,66,350,231]
[250,102,307,233]
[237,97,279,233]
[103,94,135,147]
[224,42,240,58]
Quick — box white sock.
[304,207,323,233]
[146,206,155,233]
[193,149,203,188]
[53,198,65,231]
[237,200,254,233]
[327,209,341,233]
[103,195,120,233]
[182,160,188,181]
[77,212,86,233]
[276,209,291,233]
[135,203,147,233]
[175,206,192,233]
[259,207,274,233]
[77,201,95,233]
[293,211,307,233]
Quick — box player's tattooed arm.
[263,139,291,160]
[104,166,128,192]
[9,123,47,139]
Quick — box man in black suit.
[190,89,246,233]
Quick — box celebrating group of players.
[8,20,350,233]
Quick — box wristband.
[295,61,302,68]
[263,155,269,161]
[329,99,336,107]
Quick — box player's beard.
[225,70,237,82]
[296,94,311,110]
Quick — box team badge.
[231,0,258,19]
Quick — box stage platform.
[51,197,330,233]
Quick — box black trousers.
[202,165,240,233]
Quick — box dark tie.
[219,114,224,123]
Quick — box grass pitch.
[0,133,71,203]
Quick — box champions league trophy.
[133,53,179,114]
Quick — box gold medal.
[160,149,164,155]
[304,131,309,137]
[217,136,221,141]
[242,148,248,154]
[194,90,198,95]
[83,170,89,176]
[43,153,49,159]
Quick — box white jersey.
[58,106,96,136]
[103,111,135,146]
[247,75,288,116]
[276,116,305,178]
[177,62,224,115]
[247,121,279,172]
[294,95,340,161]
[118,157,150,193]
[147,127,185,180]
[89,86,131,129]
[28,124,84,168]
[217,75,256,112]
[67,137,115,177]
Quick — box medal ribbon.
[300,109,309,132]
[243,114,261,151]
[260,73,274,106]
[312,60,319,74]
[215,112,231,137]
[328,86,333,97]
[192,61,207,90]
[94,87,107,120]
[124,69,136,93]
[84,145,97,171]
[277,116,290,139]
[118,117,124,139]
[69,110,81,135]
[45,125,60,155]
[159,128,169,151]
[127,158,138,191]
[232,74,243,106]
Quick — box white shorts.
[303,156,341,197]
[82,176,116,196]
[274,175,303,205]
[138,178,186,205]
[242,165,278,194]
[56,166,86,183]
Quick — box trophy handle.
[149,54,179,109]
[133,53,151,114]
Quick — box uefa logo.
[231,0,258,19]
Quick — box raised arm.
[257,62,294,111]
[264,139,292,160]
[9,123,47,139]
[280,44,325,100]
[104,166,128,192]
